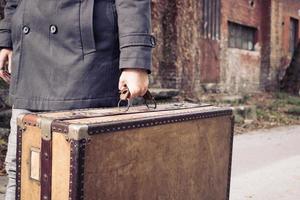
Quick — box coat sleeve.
[0,0,19,49]
[115,0,156,74]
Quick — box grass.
[220,92,300,133]
[287,107,300,116]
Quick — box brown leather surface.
[20,126,41,200]
[83,116,232,200]
[51,132,71,200]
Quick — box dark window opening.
[203,0,221,40]
[290,18,299,53]
[228,22,256,51]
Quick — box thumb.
[8,52,12,73]
[118,74,127,90]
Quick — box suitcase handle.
[118,85,157,111]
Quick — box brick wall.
[268,0,300,90]
[151,0,300,97]
[151,0,221,98]
[219,0,271,93]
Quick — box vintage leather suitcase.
[16,102,234,200]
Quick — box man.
[0,0,155,199]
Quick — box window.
[290,18,299,53]
[203,0,221,40]
[228,22,256,51]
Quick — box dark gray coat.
[0,0,155,111]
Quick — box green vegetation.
[287,107,300,116]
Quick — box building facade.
[151,0,300,98]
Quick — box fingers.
[118,74,126,90]
[8,52,12,73]
[118,69,149,99]
[128,86,148,99]
[0,51,7,70]
[0,49,12,71]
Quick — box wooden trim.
[49,107,232,139]
[226,116,235,200]
[69,139,87,200]
[16,125,23,200]
[40,139,52,200]
[87,109,232,135]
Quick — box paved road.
[0,126,299,200]
[230,125,300,200]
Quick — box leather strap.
[118,85,157,111]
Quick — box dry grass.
[234,92,300,133]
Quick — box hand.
[0,48,12,73]
[118,68,149,99]
[0,48,12,84]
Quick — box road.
[0,125,299,200]
[230,125,300,200]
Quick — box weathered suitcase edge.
[16,125,23,199]
[16,114,54,200]
[69,139,88,200]
[16,113,31,200]
[226,115,235,200]
[22,108,233,138]
[87,108,233,135]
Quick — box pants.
[5,108,32,200]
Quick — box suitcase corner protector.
[17,113,27,127]
[67,124,89,141]
[40,117,55,141]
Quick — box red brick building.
[151,0,300,98]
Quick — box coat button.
[150,36,156,47]
[22,26,30,34]
[50,25,57,34]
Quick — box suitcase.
[16,102,234,200]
